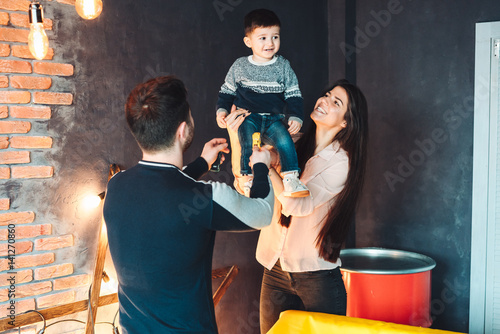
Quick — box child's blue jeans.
[238,113,299,175]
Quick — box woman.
[226,79,368,333]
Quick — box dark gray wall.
[42,1,328,333]
[39,0,490,332]
[327,0,500,332]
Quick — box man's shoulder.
[108,163,210,188]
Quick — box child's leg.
[263,117,309,197]
[263,117,299,174]
[238,113,261,175]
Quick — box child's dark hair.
[244,9,281,36]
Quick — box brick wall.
[0,0,90,327]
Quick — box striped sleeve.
[216,61,238,114]
[283,59,304,121]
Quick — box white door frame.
[470,21,500,334]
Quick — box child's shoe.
[282,171,310,197]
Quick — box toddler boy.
[216,8,309,197]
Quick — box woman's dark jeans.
[238,113,299,175]
[260,261,347,333]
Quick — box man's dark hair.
[125,76,190,151]
[244,9,281,36]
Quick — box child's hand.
[288,120,301,135]
[216,111,229,128]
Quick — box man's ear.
[177,121,187,141]
[243,36,252,48]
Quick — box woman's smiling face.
[311,86,349,130]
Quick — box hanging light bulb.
[75,0,103,20]
[82,192,105,211]
[28,2,49,60]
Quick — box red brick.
[0,259,7,271]
[9,13,53,30]
[10,76,52,90]
[0,0,31,11]
[0,211,35,226]
[0,121,31,134]
[0,106,7,119]
[0,198,9,210]
[0,151,30,164]
[0,269,32,287]
[0,91,31,104]
[53,274,89,291]
[0,151,29,164]
[0,136,7,148]
[33,92,72,105]
[0,27,29,43]
[34,62,74,77]
[11,166,53,178]
[0,298,35,319]
[0,12,8,26]
[0,75,7,88]
[11,45,53,60]
[34,263,73,280]
[9,106,50,119]
[0,43,9,57]
[35,234,73,251]
[10,136,52,149]
[0,240,32,256]
[0,167,9,179]
[0,281,51,302]
[0,59,31,73]
[0,253,55,271]
[37,290,75,308]
[56,0,76,5]
[0,224,51,241]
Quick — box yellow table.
[267,310,466,334]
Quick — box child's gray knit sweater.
[216,55,304,124]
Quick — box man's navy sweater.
[103,158,273,333]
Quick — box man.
[103,76,273,333]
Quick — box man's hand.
[249,146,271,169]
[201,138,230,167]
[288,120,301,135]
[216,111,229,128]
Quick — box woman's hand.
[264,145,280,170]
[225,105,250,136]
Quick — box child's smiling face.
[244,26,280,63]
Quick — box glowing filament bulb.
[75,0,103,20]
[82,192,105,210]
[28,3,49,60]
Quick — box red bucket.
[340,248,436,327]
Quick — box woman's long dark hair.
[280,79,368,262]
